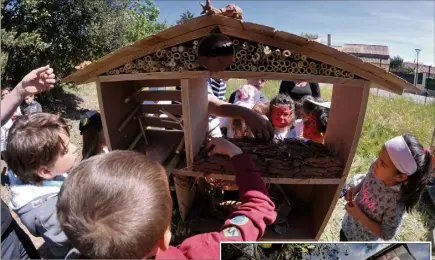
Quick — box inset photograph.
[221,242,431,260]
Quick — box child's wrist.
[229,148,243,158]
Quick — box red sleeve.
[219,153,276,241]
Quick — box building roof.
[365,244,415,260]
[403,61,433,74]
[62,15,418,94]
[340,44,389,56]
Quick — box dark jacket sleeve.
[310,83,321,98]
[219,154,276,241]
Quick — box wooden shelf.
[172,169,341,185]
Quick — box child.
[341,134,431,241]
[295,96,330,143]
[229,78,268,104]
[21,94,42,115]
[5,113,78,258]
[269,93,297,140]
[79,110,108,159]
[57,138,277,259]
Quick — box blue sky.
[155,1,435,66]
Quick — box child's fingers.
[33,65,50,76]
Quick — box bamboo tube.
[297,61,304,68]
[160,68,166,72]
[298,68,306,74]
[240,58,247,65]
[335,70,342,77]
[263,46,272,55]
[274,49,281,56]
[178,46,185,52]
[193,45,197,50]
[183,61,189,67]
[150,67,157,72]
[234,57,240,64]
[291,67,298,74]
[125,63,133,70]
[301,55,307,61]
[267,55,275,62]
[330,67,337,72]
[171,67,176,72]
[156,50,164,59]
[312,68,318,75]
[230,63,238,70]
[251,66,258,72]
[188,55,195,62]
[273,66,280,72]
[173,52,181,60]
[248,45,255,53]
[193,40,199,46]
[244,65,251,71]
[283,50,291,58]
[232,39,239,45]
[237,64,244,71]
[180,57,185,63]
[242,42,249,50]
[182,51,189,58]
[291,62,298,69]
[272,60,279,67]
[309,62,316,69]
[348,73,354,78]
[266,65,274,72]
[256,46,263,54]
[119,67,125,73]
[114,69,121,75]
[240,50,247,56]
[324,69,331,76]
[188,63,196,70]
[279,60,286,66]
[188,47,193,53]
[137,60,146,66]
[285,60,291,67]
[162,49,166,54]
[303,60,309,67]
[287,67,292,73]
[316,63,321,69]
[252,53,260,62]
[236,52,243,59]
[258,42,264,47]
[259,66,266,72]
[178,67,183,73]
[171,46,178,52]
[321,63,328,69]
[246,54,253,61]
[293,53,301,61]
[144,56,152,62]
[280,66,287,73]
[319,69,325,75]
[305,68,312,74]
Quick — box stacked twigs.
[194,138,343,179]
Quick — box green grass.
[227,79,435,242]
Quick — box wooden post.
[312,81,370,240]
[174,78,208,220]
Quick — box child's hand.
[345,201,363,219]
[17,65,56,98]
[345,187,356,205]
[207,138,242,158]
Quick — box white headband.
[385,136,417,175]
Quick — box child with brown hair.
[57,138,276,259]
[269,93,297,140]
[5,113,78,258]
[79,110,108,159]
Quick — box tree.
[1,0,167,88]
[176,10,195,25]
[300,33,319,40]
[389,55,404,70]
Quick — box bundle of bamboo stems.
[106,36,355,79]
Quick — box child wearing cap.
[79,110,108,159]
[341,134,431,241]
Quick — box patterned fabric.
[342,163,405,241]
[233,85,262,109]
[207,78,227,101]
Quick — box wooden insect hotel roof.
[63,15,419,94]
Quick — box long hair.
[82,124,103,160]
[400,133,431,212]
[302,96,329,133]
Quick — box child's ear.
[395,173,408,183]
[37,167,53,180]
[157,228,172,252]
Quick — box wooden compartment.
[63,15,418,241]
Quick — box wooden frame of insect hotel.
[63,15,419,241]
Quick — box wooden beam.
[218,25,403,94]
[141,104,183,116]
[96,79,112,150]
[174,78,208,221]
[172,169,342,185]
[98,72,206,82]
[141,115,183,130]
[313,81,370,240]
[136,90,182,102]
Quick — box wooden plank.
[98,81,141,150]
[274,30,310,46]
[135,79,181,87]
[242,22,276,37]
[98,72,207,82]
[172,169,342,185]
[141,104,183,116]
[218,25,403,94]
[141,116,183,130]
[210,15,244,31]
[209,71,367,87]
[95,79,112,150]
[314,82,370,240]
[136,90,182,102]
[70,26,216,84]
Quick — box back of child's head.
[5,113,69,184]
[386,133,431,212]
[79,110,104,159]
[57,150,172,259]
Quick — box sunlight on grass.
[227,79,435,242]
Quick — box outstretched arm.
[1,66,55,125]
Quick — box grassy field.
[227,79,435,242]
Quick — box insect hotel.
[63,8,419,241]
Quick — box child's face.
[24,95,35,104]
[271,105,292,128]
[303,112,322,141]
[39,131,78,179]
[247,78,266,89]
[373,147,408,185]
[1,89,10,100]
